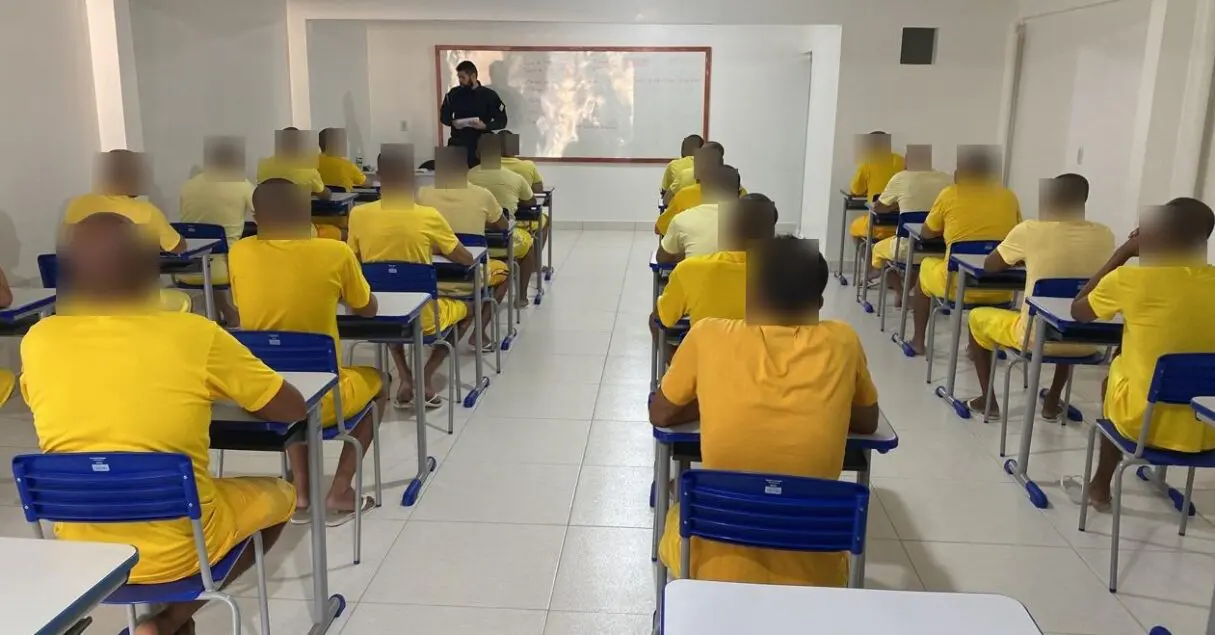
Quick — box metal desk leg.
[892,239,918,356]
[934,271,971,419]
[201,253,216,321]
[653,439,671,624]
[1006,317,1050,509]
[403,319,437,506]
[307,407,344,631]
[503,230,516,350]
[464,262,490,407]
[545,194,554,281]
[860,219,877,313]
[852,448,871,588]
[650,269,662,393]
[834,195,851,286]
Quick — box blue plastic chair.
[360,261,463,430]
[1078,353,1215,592]
[170,221,229,280]
[12,452,270,635]
[925,240,1016,379]
[36,253,58,289]
[988,278,1112,454]
[875,211,929,331]
[677,470,870,588]
[231,330,380,565]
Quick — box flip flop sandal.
[1060,475,1112,513]
[391,395,413,410]
[422,394,444,410]
[325,496,376,527]
[965,397,998,419]
[288,507,312,525]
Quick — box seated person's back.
[467,134,535,211]
[418,180,501,238]
[659,164,742,262]
[661,134,703,194]
[64,149,184,254]
[651,237,879,585]
[498,130,544,192]
[316,127,368,192]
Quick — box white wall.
[307,20,373,160]
[362,21,821,229]
[0,2,100,282]
[128,0,293,216]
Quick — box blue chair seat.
[1096,419,1215,468]
[322,401,376,441]
[106,538,253,605]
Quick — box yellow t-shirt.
[20,308,285,583]
[997,218,1114,341]
[923,182,1021,249]
[179,171,255,248]
[347,200,459,264]
[662,156,695,192]
[661,203,719,258]
[876,170,953,213]
[657,251,746,327]
[256,157,326,195]
[656,183,748,236]
[63,194,182,252]
[670,166,698,195]
[317,154,367,192]
[468,165,535,210]
[1088,262,1215,452]
[659,318,878,585]
[501,157,543,188]
[849,152,906,199]
[228,236,371,365]
[417,184,503,237]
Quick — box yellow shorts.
[313,224,343,241]
[320,366,383,427]
[0,369,13,404]
[421,297,469,335]
[869,236,926,269]
[918,257,1014,304]
[437,259,510,297]
[488,227,534,261]
[208,476,296,564]
[969,307,1100,357]
[850,214,894,240]
[519,212,549,233]
[159,289,193,313]
[173,255,229,287]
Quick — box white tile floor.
[3,229,1212,634]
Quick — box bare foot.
[326,487,358,514]
[515,297,530,309]
[394,384,414,408]
[1041,395,1063,421]
[966,396,998,418]
[1088,482,1113,511]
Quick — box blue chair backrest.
[37,254,58,289]
[895,211,929,237]
[170,222,229,255]
[1147,354,1215,406]
[231,330,338,374]
[1031,278,1087,299]
[679,470,869,555]
[13,452,202,524]
[362,261,439,299]
[457,233,488,248]
[948,239,1002,256]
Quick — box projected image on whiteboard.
[438,47,709,162]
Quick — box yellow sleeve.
[852,332,879,407]
[338,244,373,310]
[924,188,950,233]
[660,217,684,255]
[205,325,286,411]
[345,209,363,259]
[849,165,868,197]
[484,191,504,224]
[427,212,461,255]
[656,264,688,327]
[148,206,183,252]
[661,160,678,192]
[1086,267,1125,321]
[307,170,326,194]
[528,162,543,185]
[516,175,535,203]
[660,320,702,405]
[877,172,905,206]
[348,161,367,187]
[655,206,677,236]
[995,222,1029,265]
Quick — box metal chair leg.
[1062,372,1076,425]
[336,433,366,565]
[999,358,1018,457]
[983,346,1000,424]
[254,531,271,635]
[1078,423,1099,532]
[1180,467,1197,536]
[925,303,940,383]
[1109,459,1135,592]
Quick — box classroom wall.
[127,0,293,216]
[0,2,100,283]
[307,20,373,161]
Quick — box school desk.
[662,580,1043,635]
[648,251,678,392]
[1188,398,1215,635]
[435,245,493,407]
[311,192,358,217]
[932,253,1025,420]
[856,205,899,313]
[0,538,139,635]
[1003,297,1121,508]
[650,414,900,619]
[517,196,551,306]
[833,189,871,286]
[890,223,932,355]
[484,219,520,351]
[0,288,56,333]
[210,370,342,632]
[160,237,224,321]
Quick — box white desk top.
[664,581,1042,635]
[315,192,358,203]
[904,222,925,238]
[0,537,138,635]
[434,246,488,266]
[211,371,336,423]
[338,291,429,318]
[1027,296,1122,326]
[1192,397,1215,425]
[180,237,222,257]
[0,288,56,320]
[950,252,1025,275]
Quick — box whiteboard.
[436,46,710,162]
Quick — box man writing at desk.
[440,60,508,167]
[22,213,306,635]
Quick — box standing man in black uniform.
[440,60,508,167]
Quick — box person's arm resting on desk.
[151,209,187,254]
[849,337,881,435]
[656,217,687,263]
[918,192,948,240]
[208,327,308,423]
[339,245,378,318]
[654,266,687,328]
[649,324,702,427]
[872,173,904,214]
[848,165,869,198]
[983,224,1026,274]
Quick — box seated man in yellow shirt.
[664,141,725,206]
[499,130,544,193]
[661,134,703,197]
[229,179,383,522]
[1068,197,1215,510]
[64,149,192,313]
[466,136,542,306]
[256,128,341,240]
[419,146,517,310]
[350,150,479,407]
[178,136,255,324]
[657,165,741,263]
[650,236,879,584]
[22,213,306,635]
[907,149,1020,355]
[317,127,368,192]
[848,131,905,241]
[965,174,1114,418]
[0,264,11,404]
[867,144,952,302]
[657,142,749,237]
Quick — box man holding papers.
[440,60,509,167]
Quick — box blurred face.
[435,146,469,188]
[324,129,347,157]
[98,152,147,196]
[905,144,932,171]
[457,70,476,87]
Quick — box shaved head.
[60,213,159,299]
[253,178,310,232]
